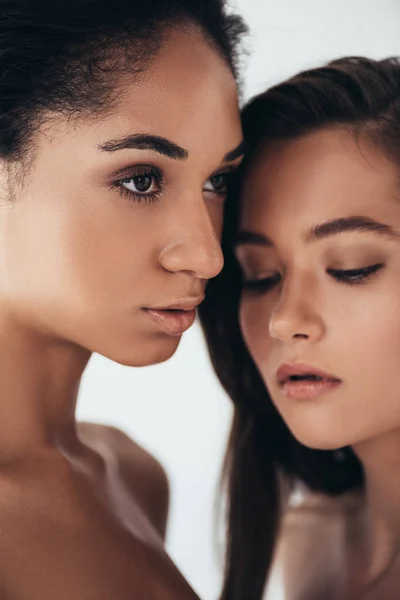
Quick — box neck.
[0,311,91,463]
[353,431,400,585]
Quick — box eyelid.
[241,272,281,292]
[110,164,165,203]
[237,257,278,281]
[202,169,237,198]
[239,264,278,280]
[108,162,163,180]
[240,264,385,295]
[207,164,239,183]
[212,163,238,175]
[328,263,384,282]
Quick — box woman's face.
[237,128,400,450]
[0,27,243,366]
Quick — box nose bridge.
[279,268,313,312]
[269,267,324,341]
[160,195,224,279]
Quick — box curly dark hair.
[199,55,400,600]
[0,0,247,162]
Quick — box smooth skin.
[236,129,400,599]
[0,25,243,600]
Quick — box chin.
[273,393,357,451]
[285,419,352,452]
[101,334,182,367]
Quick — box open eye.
[203,171,232,196]
[123,174,157,194]
[112,165,164,203]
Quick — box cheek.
[1,187,151,311]
[239,297,272,365]
[208,202,224,240]
[343,291,400,374]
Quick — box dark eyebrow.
[304,216,400,243]
[224,140,246,162]
[98,133,188,160]
[235,216,400,249]
[234,230,274,247]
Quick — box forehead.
[106,26,241,153]
[30,26,241,167]
[240,129,400,231]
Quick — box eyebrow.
[235,216,400,248]
[98,134,189,160]
[98,134,246,164]
[224,140,247,162]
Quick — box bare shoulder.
[77,421,170,539]
[274,491,362,600]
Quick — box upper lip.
[276,362,341,385]
[145,296,205,311]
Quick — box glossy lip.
[142,296,204,337]
[280,378,342,400]
[276,362,341,385]
[143,307,197,336]
[145,296,205,311]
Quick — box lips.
[147,296,205,312]
[276,362,341,386]
[275,362,342,400]
[144,307,197,336]
[142,296,205,336]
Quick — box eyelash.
[241,263,385,293]
[204,171,234,197]
[112,166,164,203]
[111,166,235,204]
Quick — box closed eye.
[241,273,281,293]
[240,263,385,294]
[327,263,384,284]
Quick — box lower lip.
[143,308,196,336]
[280,379,342,399]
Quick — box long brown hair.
[198,56,400,600]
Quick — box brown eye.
[130,175,153,193]
[122,174,158,194]
[203,172,231,196]
[211,174,226,192]
[113,165,164,203]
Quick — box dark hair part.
[199,55,400,600]
[0,0,246,163]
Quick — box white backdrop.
[76,2,400,598]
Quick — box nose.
[269,276,325,344]
[159,200,224,280]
